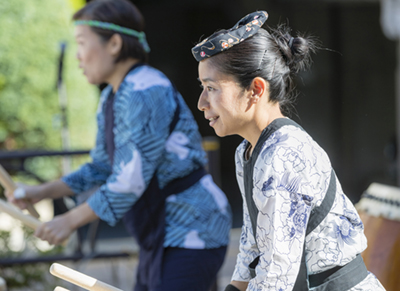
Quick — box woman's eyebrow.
[197,77,215,83]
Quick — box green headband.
[74,20,150,53]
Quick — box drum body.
[356,183,400,291]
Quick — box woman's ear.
[251,77,267,97]
[108,34,123,56]
[250,77,269,102]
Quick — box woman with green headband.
[6,0,232,290]
[193,11,385,291]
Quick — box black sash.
[105,62,144,164]
[244,118,368,291]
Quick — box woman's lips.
[208,116,219,127]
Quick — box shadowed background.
[127,0,397,227]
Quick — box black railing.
[0,139,221,290]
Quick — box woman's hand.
[34,214,74,245]
[229,281,248,291]
[5,179,74,211]
[34,202,99,245]
[5,183,44,210]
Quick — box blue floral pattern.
[334,216,358,247]
[233,122,385,291]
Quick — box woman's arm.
[6,179,74,209]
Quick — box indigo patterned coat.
[62,65,231,249]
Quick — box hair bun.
[271,25,318,74]
[288,37,295,50]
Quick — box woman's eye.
[199,84,214,92]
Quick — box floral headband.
[191,11,268,62]
[74,20,150,53]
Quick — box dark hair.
[73,0,148,63]
[207,24,318,115]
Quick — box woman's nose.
[197,91,209,111]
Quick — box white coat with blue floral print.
[232,122,385,291]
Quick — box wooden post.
[396,41,400,186]
[0,277,6,291]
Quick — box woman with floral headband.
[193,11,385,291]
[6,0,231,290]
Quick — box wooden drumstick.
[50,263,123,291]
[0,199,67,246]
[0,163,40,218]
[0,198,41,230]
[54,287,70,291]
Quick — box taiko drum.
[356,183,400,291]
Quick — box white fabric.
[125,66,171,91]
[165,131,190,160]
[200,174,229,214]
[183,230,206,249]
[356,182,400,221]
[107,149,145,195]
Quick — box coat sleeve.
[241,139,314,291]
[232,145,260,282]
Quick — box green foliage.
[0,0,98,152]
[68,0,86,12]
[0,1,99,288]
[0,0,99,181]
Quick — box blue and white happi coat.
[233,122,385,291]
[62,65,231,249]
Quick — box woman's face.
[198,58,252,137]
[74,25,116,85]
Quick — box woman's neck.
[108,58,140,93]
[244,104,284,157]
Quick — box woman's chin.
[83,74,100,85]
[213,128,227,138]
[214,126,239,138]
[87,78,102,86]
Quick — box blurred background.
[0,0,399,290]
[137,0,399,227]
